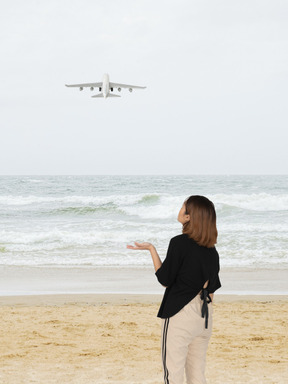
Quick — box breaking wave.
[0,175,287,269]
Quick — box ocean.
[0,175,287,271]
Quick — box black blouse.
[155,234,221,319]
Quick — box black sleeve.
[208,273,221,293]
[155,238,182,287]
[208,252,221,293]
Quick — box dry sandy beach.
[1,294,287,384]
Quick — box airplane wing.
[109,82,146,89]
[65,82,102,88]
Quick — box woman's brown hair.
[182,195,218,248]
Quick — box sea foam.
[0,175,287,269]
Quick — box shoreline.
[1,265,288,296]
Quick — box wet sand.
[1,266,288,295]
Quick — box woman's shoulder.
[170,233,196,247]
[171,233,188,242]
[170,234,218,255]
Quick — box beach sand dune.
[1,295,287,384]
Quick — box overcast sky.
[0,0,287,175]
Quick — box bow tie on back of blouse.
[200,288,212,329]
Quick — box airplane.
[65,73,146,99]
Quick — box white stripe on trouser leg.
[162,318,170,384]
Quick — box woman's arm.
[126,242,162,272]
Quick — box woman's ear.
[184,214,190,223]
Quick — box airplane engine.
[111,87,114,92]
[90,87,94,91]
[129,88,133,93]
[79,87,83,91]
[99,87,102,91]
[118,88,121,92]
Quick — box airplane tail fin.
[91,93,121,98]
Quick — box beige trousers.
[161,295,213,384]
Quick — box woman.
[127,195,221,384]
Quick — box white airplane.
[65,73,146,99]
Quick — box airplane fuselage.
[102,73,110,98]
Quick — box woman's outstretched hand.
[127,242,162,273]
[126,242,154,251]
